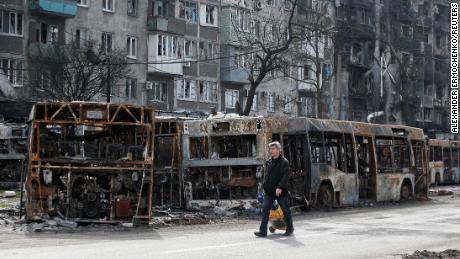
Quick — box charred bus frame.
[26,102,155,224]
[282,118,428,206]
[181,117,428,209]
[428,139,460,185]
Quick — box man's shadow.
[266,233,305,248]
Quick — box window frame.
[125,78,137,99]
[268,92,275,112]
[77,0,89,7]
[127,36,137,59]
[0,11,23,37]
[225,89,239,108]
[150,81,167,102]
[178,0,198,23]
[199,81,218,103]
[0,58,23,86]
[177,79,197,101]
[102,0,115,13]
[102,32,113,53]
[127,0,137,16]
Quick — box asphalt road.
[2,187,460,259]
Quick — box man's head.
[268,141,282,159]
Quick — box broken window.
[153,0,168,17]
[443,148,451,166]
[149,81,167,102]
[225,90,239,108]
[309,132,355,173]
[412,141,424,168]
[177,79,197,101]
[37,23,58,44]
[178,0,197,22]
[393,138,410,169]
[209,135,257,158]
[0,58,23,86]
[452,148,460,168]
[376,138,393,173]
[199,81,218,103]
[284,96,293,114]
[127,0,137,16]
[157,34,183,58]
[189,137,208,159]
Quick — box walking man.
[254,141,294,237]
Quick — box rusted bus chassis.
[181,117,428,209]
[26,102,155,224]
[428,139,460,185]
[153,117,189,208]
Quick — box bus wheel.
[400,182,412,200]
[317,184,333,208]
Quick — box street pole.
[106,56,111,103]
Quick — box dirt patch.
[403,249,460,259]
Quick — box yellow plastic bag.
[269,206,284,221]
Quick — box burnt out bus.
[428,139,460,185]
[26,102,155,224]
[181,116,427,209]
[181,116,286,210]
[281,118,427,207]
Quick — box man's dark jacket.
[263,155,290,197]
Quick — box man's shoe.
[254,231,267,237]
[283,230,294,236]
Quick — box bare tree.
[27,40,129,102]
[230,0,301,115]
[290,0,337,118]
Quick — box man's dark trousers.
[259,194,294,234]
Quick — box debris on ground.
[429,188,455,196]
[2,191,16,198]
[402,249,460,259]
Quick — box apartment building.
[64,0,148,105]
[146,0,220,114]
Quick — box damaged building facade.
[333,0,452,136]
[0,0,452,133]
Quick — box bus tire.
[400,181,412,201]
[317,184,333,208]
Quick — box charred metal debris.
[26,102,155,224]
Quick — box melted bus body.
[428,139,460,185]
[181,117,428,209]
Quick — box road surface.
[1,187,460,259]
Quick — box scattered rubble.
[403,249,460,259]
[2,190,16,198]
[429,188,455,196]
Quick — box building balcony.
[147,16,168,32]
[29,0,77,18]
[220,68,248,84]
